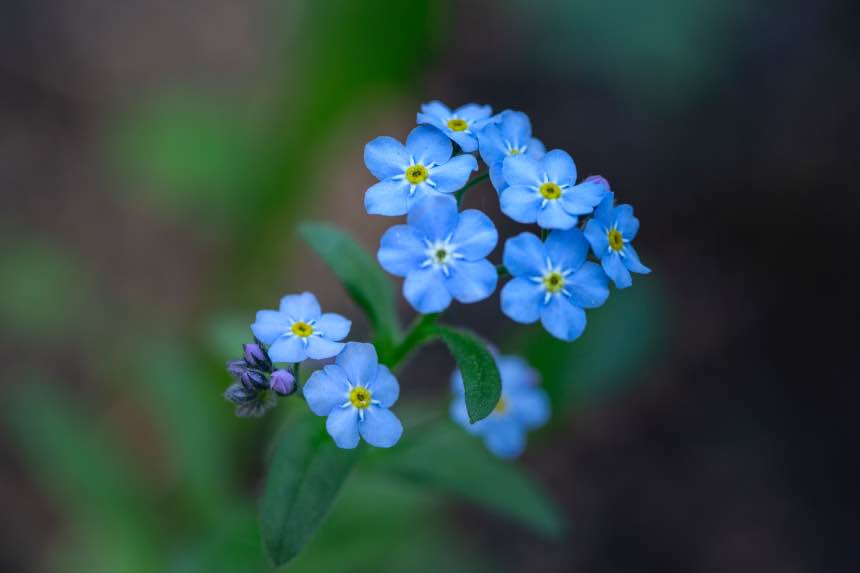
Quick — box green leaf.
[435,326,501,423]
[260,408,362,567]
[377,421,565,538]
[298,222,400,351]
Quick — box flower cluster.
[366,100,650,340]
[223,100,650,459]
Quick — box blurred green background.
[1,0,855,571]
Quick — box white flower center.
[421,236,463,277]
[530,257,573,303]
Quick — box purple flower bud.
[243,343,272,371]
[270,369,296,396]
[224,383,257,404]
[240,369,269,390]
[226,359,247,378]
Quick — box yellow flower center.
[405,164,428,184]
[494,397,509,414]
[539,182,561,200]
[447,118,468,132]
[543,271,565,293]
[291,321,313,337]
[608,228,624,251]
[509,148,521,156]
[349,386,372,409]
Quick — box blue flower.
[450,353,550,458]
[303,342,403,449]
[416,101,494,152]
[377,194,498,314]
[584,191,651,288]
[499,150,608,230]
[501,229,609,341]
[364,125,478,216]
[477,110,546,193]
[251,292,351,363]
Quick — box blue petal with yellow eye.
[584,192,651,289]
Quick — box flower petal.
[566,262,609,309]
[510,387,550,429]
[545,228,589,271]
[359,406,403,448]
[428,154,477,194]
[537,200,578,230]
[365,179,409,216]
[502,154,543,187]
[448,130,479,152]
[477,124,506,166]
[403,268,452,313]
[455,103,493,123]
[250,310,289,344]
[378,225,426,277]
[540,295,587,341]
[500,277,543,323]
[560,176,607,215]
[303,367,349,415]
[305,337,345,360]
[499,110,532,148]
[497,355,539,391]
[527,137,546,159]
[335,342,379,387]
[405,125,452,166]
[593,188,615,223]
[314,313,351,341]
[449,398,475,431]
[622,244,651,275]
[483,423,526,459]
[279,292,321,321]
[368,365,399,408]
[407,194,458,241]
[543,149,577,185]
[615,204,640,239]
[418,100,451,122]
[500,184,542,224]
[268,335,306,363]
[584,218,610,257]
[489,160,506,192]
[446,259,498,303]
[326,406,360,449]
[602,251,632,288]
[502,232,545,277]
[452,209,498,260]
[364,136,409,180]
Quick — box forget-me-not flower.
[416,101,494,152]
[584,191,651,289]
[303,342,403,449]
[377,194,498,313]
[364,125,478,216]
[450,353,550,458]
[499,150,607,230]
[501,229,609,341]
[477,110,546,193]
[251,292,351,363]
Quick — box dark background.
[1,1,857,571]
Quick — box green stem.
[455,172,489,205]
[540,228,548,241]
[385,313,441,369]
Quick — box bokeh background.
[1,1,856,571]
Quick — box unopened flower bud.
[226,359,247,378]
[224,383,257,404]
[241,369,269,390]
[270,369,296,396]
[243,343,272,371]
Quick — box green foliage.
[435,326,501,423]
[375,421,565,538]
[260,408,362,567]
[299,222,400,354]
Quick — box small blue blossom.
[416,101,495,152]
[501,229,609,341]
[477,110,546,193]
[251,292,351,363]
[303,342,403,449]
[450,353,550,458]
[364,125,478,216]
[585,191,651,288]
[377,194,498,314]
[499,150,608,230]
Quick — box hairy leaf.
[435,326,501,423]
